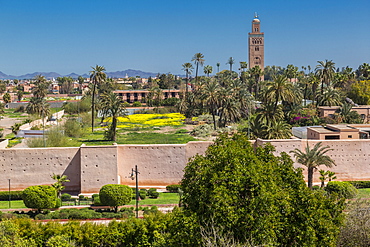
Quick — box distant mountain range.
[0,69,160,79]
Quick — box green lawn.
[0,193,179,210]
[357,188,370,198]
[128,192,179,206]
[0,200,26,209]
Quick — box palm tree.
[264,75,296,114]
[3,93,11,104]
[290,142,335,189]
[216,62,220,73]
[182,62,193,94]
[284,64,298,82]
[201,79,219,130]
[100,92,127,141]
[51,174,70,198]
[203,65,213,77]
[32,75,49,99]
[192,53,205,83]
[359,63,370,79]
[226,57,235,72]
[319,86,341,107]
[315,60,336,98]
[249,66,263,98]
[239,61,248,72]
[90,65,106,132]
[265,120,292,139]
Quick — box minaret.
[248,13,264,71]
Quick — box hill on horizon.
[0,69,160,80]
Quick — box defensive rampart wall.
[1,139,370,193]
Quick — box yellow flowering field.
[105,113,186,128]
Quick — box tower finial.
[254,12,258,18]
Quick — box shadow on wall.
[62,149,81,194]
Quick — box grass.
[0,193,179,210]
[357,188,370,198]
[0,200,26,209]
[3,109,28,118]
[128,192,179,206]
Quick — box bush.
[63,98,91,114]
[61,193,72,201]
[22,185,57,212]
[132,101,142,107]
[163,97,180,106]
[348,181,370,189]
[0,191,23,201]
[325,181,358,199]
[139,189,147,200]
[191,124,213,137]
[99,184,132,212]
[64,119,84,138]
[166,184,181,193]
[148,188,159,198]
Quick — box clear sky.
[0,0,369,76]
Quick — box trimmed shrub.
[348,181,370,189]
[139,191,147,200]
[99,184,132,212]
[132,101,142,107]
[325,181,358,199]
[166,184,181,193]
[148,188,159,198]
[22,185,57,212]
[61,193,72,201]
[0,191,23,201]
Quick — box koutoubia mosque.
[248,14,264,70]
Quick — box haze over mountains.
[0,69,159,79]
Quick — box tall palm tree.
[216,62,220,73]
[315,60,336,97]
[32,75,49,99]
[265,120,292,139]
[226,57,235,72]
[182,62,193,94]
[90,65,106,132]
[264,75,295,114]
[201,79,219,130]
[192,53,205,83]
[284,64,298,82]
[249,65,263,98]
[290,142,335,189]
[100,92,127,141]
[203,65,213,77]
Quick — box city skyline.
[0,0,369,76]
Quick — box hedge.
[166,184,181,193]
[0,191,23,201]
[325,181,358,199]
[348,181,370,189]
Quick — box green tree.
[32,74,49,98]
[203,65,213,77]
[216,62,220,73]
[348,80,370,105]
[359,63,370,79]
[181,134,345,246]
[100,92,127,141]
[51,174,70,198]
[192,53,205,83]
[16,90,23,101]
[226,57,235,72]
[182,62,193,94]
[315,60,336,98]
[3,92,11,104]
[201,79,219,130]
[99,184,132,212]
[23,185,57,213]
[290,142,336,189]
[90,65,106,132]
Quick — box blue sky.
[0,0,369,76]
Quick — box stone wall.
[2,139,370,193]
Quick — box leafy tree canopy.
[99,184,132,212]
[181,134,345,246]
[22,185,57,212]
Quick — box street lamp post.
[130,165,139,218]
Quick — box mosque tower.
[248,13,264,70]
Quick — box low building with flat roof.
[306,124,370,140]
